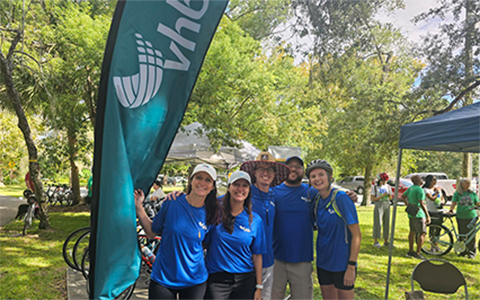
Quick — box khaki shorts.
[409,217,427,234]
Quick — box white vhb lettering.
[157,0,209,71]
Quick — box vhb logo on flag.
[90,0,229,299]
[113,33,164,108]
[113,0,210,109]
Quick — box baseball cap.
[190,163,217,181]
[228,171,251,185]
[286,156,304,166]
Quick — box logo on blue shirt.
[239,225,251,233]
[199,222,207,230]
[301,196,312,203]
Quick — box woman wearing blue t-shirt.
[307,160,361,300]
[135,163,220,299]
[205,171,266,300]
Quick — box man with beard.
[271,156,357,300]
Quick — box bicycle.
[422,207,480,256]
[21,189,38,235]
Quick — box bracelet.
[348,260,356,266]
[256,284,263,290]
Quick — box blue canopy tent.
[385,102,480,299]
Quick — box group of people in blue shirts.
[134,152,362,300]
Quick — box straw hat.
[240,151,290,187]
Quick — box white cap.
[190,164,217,181]
[228,171,251,185]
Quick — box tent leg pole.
[385,148,403,300]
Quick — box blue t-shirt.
[251,184,275,268]
[205,210,266,274]
[273,183,317,263]
[316,189,359,272]
[151,194,212,288]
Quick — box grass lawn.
[0,189,478,299]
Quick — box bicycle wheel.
[63,227,90,270]
[85,279,136,300]
[64,191,74,206]
[81,248,90,280]
[118,282,136,300]
[73,230,90,271]
[421,224,453,256]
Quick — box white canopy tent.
[385,102,480,298]
[166,122,261,169]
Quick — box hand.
[346,190,358,202]
[426,216,431,225]
[134,189,145,208]
[166,190,184,201]
[254,289,262,300]
[344,266,356,287]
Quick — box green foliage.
[413,0,480,106]
[188,17,310,150]
[405,150,479,178]
[227,0,292,41]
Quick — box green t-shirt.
[452,191,479,219]
[404,185,426,219]
[87,176,93,197]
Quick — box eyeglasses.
[288,164,304,170]
[256,167,275,174]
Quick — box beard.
[286,173,303,185]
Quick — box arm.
[449,201,457,214]
[420,200,430,224]
[165,190,185,201]
[345,190,358,203]
[425,191,437,201]
[134,189,156,238]
[401,193,409,205]
[344,223,361,287]
[253,254,263,300]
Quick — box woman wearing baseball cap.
[204,171,266,300]
[135,163,220,299]
[306,159,361,300]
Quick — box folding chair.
[408,258,468,300]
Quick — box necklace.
[256,186,271,226]
[185,195,204,239]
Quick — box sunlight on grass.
[0,200,479,299]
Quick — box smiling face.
[228,179,250,203]
[286,159,304,185]
[308,168,331,192]
[189,171,214,198]
[254,163,275,186]
[462,179,471,190]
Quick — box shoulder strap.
[326,189,341,218]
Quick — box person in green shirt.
[448,178,480,259]
[401,175,430,260]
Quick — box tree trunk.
[0,49,50,229]
[361,163,373,206]
[68,129,81,205]
[462,0,474,178]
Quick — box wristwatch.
[256,284,264,290]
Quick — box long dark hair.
[422,175,435,189]
[222,185,252,234]
[187,182,220,226]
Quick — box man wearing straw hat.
[240,151,291,300]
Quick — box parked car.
[339,176,365,194]
[386,178,413,203]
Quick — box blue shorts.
[317,267,356,290]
